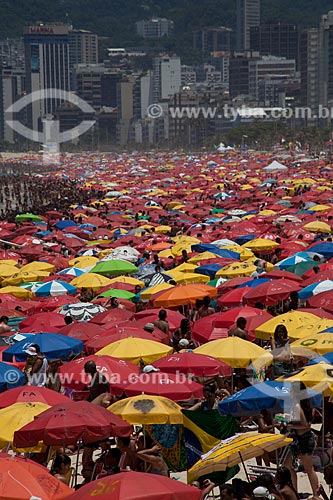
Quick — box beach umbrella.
[243,280,300,306]
[281,362,333,396]
[254,311,319,340]
[57,322,105,342]
[0,454,72,499]
[95,337,172,364]
[153,284,217,308]
[66,471,201,500]
[57,267,85,277]
[58,354,139,390]
[0,362,25,391]
[153,351,232,377]
[34,280,77,297]
[68,256,98,268]
[213,307,271,329]
[90,308,134,325]
[218,381,322,417]
[0,286,34,300]
[216,262,257,278]
[113,372,203,401]
[95,288,135,300]
[21,262,55,273]
[298,280,333,300]
[15,213,44,222]
[288,319,333,341]
[108,395,183,424]
[303,221,331,233]
[2,333,83,362]
[19,312,65,331]
[59,302,106,322]
[13,401,131,448]
[70,273,112,290]
[291,332,333,355]
[90,259,138,276]
[139,283,174,301]
[188,432,292,483]
[140,272,173,287]
[0,386,69,408]
[0,402,50,450]
[241,238,279,251]
[194,337,273,368]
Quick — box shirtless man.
[153,310,170,335]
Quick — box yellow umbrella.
[220,246,254,261]
[0,260,18,266]
[310,205,331,212]
[216,262,257,278]
[288,319,333,341]
[70,273,112,290]
[281,362,333,396]
[194,337,273,368]
[170,243,193,257]
[68,256,99,267]
[169,272,210,285]
[0,286,33,299]
[139,283,174,300]
[188,432,292,483]
[254,311,319,340]
[303,221,331,233]
[2,270,49,286]
[290,332,333,355]
[21,262,55,273]
[171,235,201,245]
[108,395,183,424]
[241,238,279,251]
[108,276,145,286]
[188,252,218,263]
[155,225,172,234]
[0,265,19,278]
[0,402,50,451]
[171,263,197,274]
[95,337,173,364]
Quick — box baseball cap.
[144,323,155,332]
[179,338,189,348]
[253,487,270,498]
[25,346,37,356]
[142,365,160,374]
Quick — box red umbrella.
[153,351,232,377]
[113,372,203,401]
[0,386,69,409]
[85,326,165,354]
[217,276,252,293]
[303,270,333,287]
[192,312,229,344]
[307,291,333,311]
[13,401,132,447]
[302,262,333,278]
[243,280,300,306]
[58,322,105,342]
[38,295,80,312]
[90,309,134,325]
[0,454,71,500]
[300,308,333,319]
[58,354,139,390]
[213,307,272,328]
[66,471,201,500]
[264,270,303,282]
[218,287,249,308]
[19,312,66,331]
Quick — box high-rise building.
[153,55,181,102]
[236,0,261,51]
[74,64,105,111]
[69,30,98,67]
[300,28,320,112]
[250,23,299,67]
[193,27,232,53]
[229,52,260,98]
[0,66,25,143]
[248,56,296,102]
[136,18,174,39]
[319,11,333,108]
[24,23,70,130]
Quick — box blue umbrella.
[195,264,223,278]
[34,280,78,297]
[234,234,257,245]
[306,349,333,365]
[191,244,240,260]
[308,243,333,259]
[218,381,322,417]
[55,220,77,230]
[0,362,24,391]
[298,280,333,300]
[2,333,83,362]
[237,278,272,289]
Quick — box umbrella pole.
[322,396,325,459]
[74,441,81,488]
[239,451,250,482]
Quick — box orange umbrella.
[154,284,217,307]
[0,453,71,499]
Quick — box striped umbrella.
[34,280,78,297]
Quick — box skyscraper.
[319,11,333,108]
[250,23,299,67]
[300,28,319,112]
[237,0,261,51]
[153,55,181,102]
[24,23,70,130]
[69,30,98,67]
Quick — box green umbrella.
[19,281,44,291]
[15,213,44,222]
[90,260,138,276]
[207,277,227,287]
[285,261,317,277]
[94,288,135,300]
[211,209,225,214]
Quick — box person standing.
[24,345,48,388]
